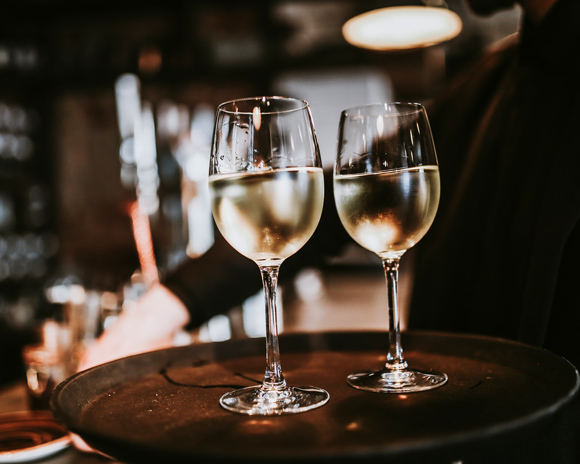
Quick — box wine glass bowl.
[334,165,440,258]
[334,102,447,393]
[210,167,324,265]
[209,96,329,414]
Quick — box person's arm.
[79,170,349,371]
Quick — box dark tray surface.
[51,331,579,463]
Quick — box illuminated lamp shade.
[342,6,463,51]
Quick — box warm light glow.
[253,106,262,131]
[342,6,463,51]
[129,201,159,287]
[346,421,361,431]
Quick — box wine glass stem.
[382,257,407,370]
[259,265,287,389]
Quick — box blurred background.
[0,0,521,389]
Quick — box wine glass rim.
[217,96,310,115]
[341,101,425,117]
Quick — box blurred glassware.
[44,277,102,374]
[22,321,67,410]
[172,103,215,258]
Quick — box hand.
[78,283,191,371]
[70,433,113,457]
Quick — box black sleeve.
[162,169,351,328]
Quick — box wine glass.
[334,102,447,393]
[208,96,330,414]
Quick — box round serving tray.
[50,331,579,463]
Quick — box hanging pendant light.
[342,6,462,51]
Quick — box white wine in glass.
[210,167,324,263]
[209,96,330,414]
[334,102,448,393]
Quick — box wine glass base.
[220,385,330,415]
[347,368,448,393]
